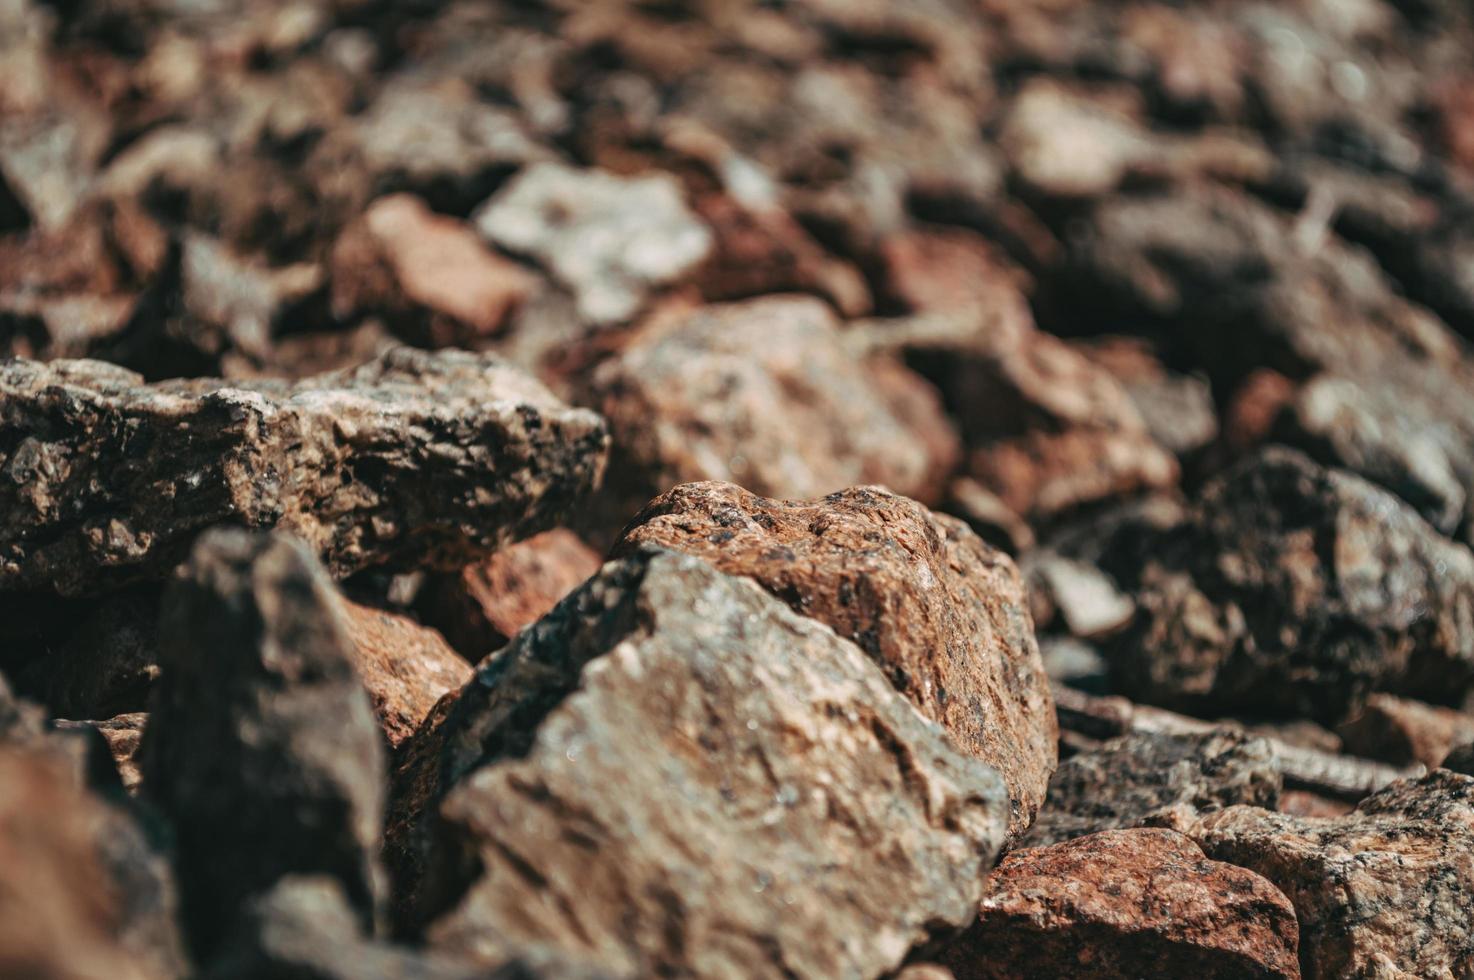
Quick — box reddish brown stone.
[417,529,602,660]
[339,600,472,749]
[613,481,1055,840]
[1337,694,1474,769]
[936,828,1301,980]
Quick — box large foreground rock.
[937,829,1300,980]
[1187,770,1474,979]
[614,482,1055,840]
[0,348,608,595]
[142,529,387,957]
[406,548,1010,977]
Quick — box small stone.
[1027,554,1135,640]
[339,600,471,749]
[614,481,1055,841]
[1337,694,1474,769]
[936,828,1301,980]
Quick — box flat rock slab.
[937,828,1301,980]
[415,548,1010,978]
[1187,770,1474,980]
[0,348,608,595]
[613,481,1055,841]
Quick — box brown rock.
[1187,770,1474,980]
[0,348,608,595]
[331,194,534,348]
[410,548,1010,976]
[936,828,1300,980]
[339,601,472,749]
[589,295,958,527]
[56,712,148,795]
[1337,694,1474,769]
[417,529,602,659]
[613,481,1055,840]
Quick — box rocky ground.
[4,0,1474,977]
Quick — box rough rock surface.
[406,548,1010,977]
[1337,694,1474,769]
[142,529,387,957]
[1187,770,1474,980]
[0,348,608,595]
[417,529,603,659]
[474,162,712,326]
[614,482,1055,839]
[340,600,472,749]
[589,296,958,525]
[1025,730,1281,848]
[1104,447,1474,721]
[936,829,1301,980]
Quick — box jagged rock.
[1024,729,1281,848]
[613,482,1055,840]
[474,162,712,326]
[339,600,471,749]
[1337,694,1474,769]
[398,548,1010,976]
[1105,447,1474,721]
[589,296,958,533]
[1187,770,1474,980]
[416,529,602,660]
[142,529,387,957]
[330,194,535,349]
[936,829,1300,980]
[0,348,608,596]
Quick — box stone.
[589,295,958,532]
[417,529,603,660]
[613,481,1054,841]
[1080,336,1219,458]
[331,193,535,348]
[1443,742,1474,774]
[936,829,1300,980]
[1105,447,1474,722]
[474,162,712,326]
[141,529,387,957]
[56,712,148,795]
[339,600,472,749]
[1337,694,1474,769]
[1187,770,1474,980]
[0,348,608,596]
[401,549,1009,976]
[944,477,1035,556]
[1027,554,1135,640]
[1023,729,1282,848]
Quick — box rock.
[401,548,1010,976]
[141,529,387,957]
[1337,694,1474,769]
[331,194,535,348]
[1038,636,1109,693]
[0,348,608,596]
[474,162,712,326]
[339,601,472,749]
[1443,742,1474,774]
[1187,770,1474,980]
[1027,554,1135,640]
[1080,337,1219,458]
[1024,730,1282,848]
[589,296,958,529]
[1106,447,1474,721]
[416,529,603,660]
[944,477,1036,556]
[56,712,148,795]
[612,481,1054,841]
[936,829,1300,980]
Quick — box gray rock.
[141,529,387,957]
[400,549,1009,978]
[0,348,608,595]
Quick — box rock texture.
[589,296,958,524]
[0,348,608,595]
[340,601,472,749]
[614,481,1055,839]
[1188,770,1474,980]
[1337,694,1474,770]
[936,829,1301,980]
[1025,730,1282,848]
[142,529,387,957]
[406,548,1010,977]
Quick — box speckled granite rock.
[398,548,1009,977]
[1024,730,1281,848]
[1187,770,1474,980]
[141,529,387,957]
[936,829,1300,980]
[613,481,1055,841]
[0,348,608,595]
